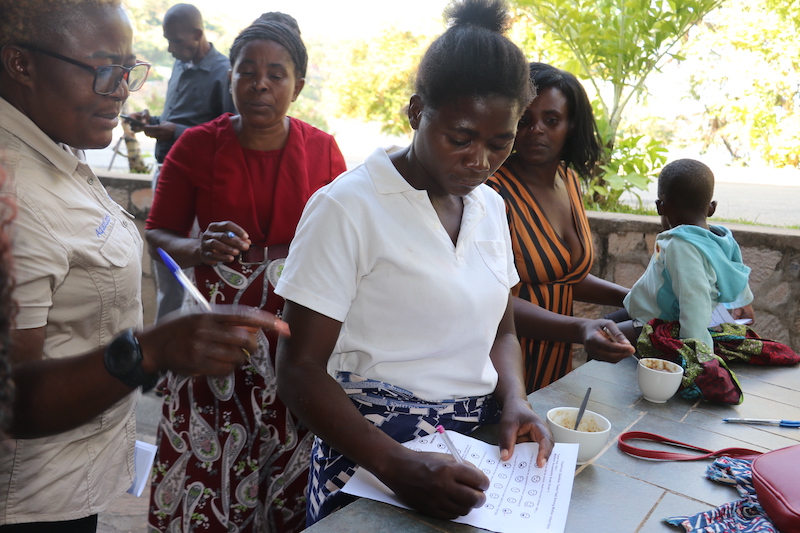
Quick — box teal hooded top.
[624,224,753,348]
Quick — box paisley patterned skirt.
[147,330,311,533]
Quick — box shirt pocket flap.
[99,217,135,268]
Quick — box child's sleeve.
[664,238,717,348]
[723,284,754,310]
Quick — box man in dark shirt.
[131,3,234,163]
[129,3,235,320]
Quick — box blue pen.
[158,247,253,362]
[723,418,800,428]
[157,248,212,312]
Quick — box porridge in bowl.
[546,407,611,465]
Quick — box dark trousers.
[0,515,97,533]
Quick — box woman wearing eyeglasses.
[0,2,287,532]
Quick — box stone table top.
[304,356,800,532]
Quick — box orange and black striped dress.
[488,161,593,392]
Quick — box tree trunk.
[120,120,150,174]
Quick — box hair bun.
[445,0,509,34]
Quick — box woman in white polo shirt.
[275,0,554,526]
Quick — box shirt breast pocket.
[97,216,141,307]
[476,240,510,290]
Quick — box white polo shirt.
[0,97,142,524]
[275,147,519,401]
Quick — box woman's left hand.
[496,397,553,467]
[199,221,251,265]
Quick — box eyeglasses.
[19,44,150,96]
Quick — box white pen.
[723,418,800,428]
[435,425,465,463]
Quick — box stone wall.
[99,173,800,354]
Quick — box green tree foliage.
[515,0,723,147]
[290,42,334,132]
[683,0,800,167]
[764,0,800,29]
[328,29,433,136]
[127,0,173,68]
[124,1,330,130]
[513,0,722,206]
[327,13,558,137]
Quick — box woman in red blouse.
[145,14,346,533]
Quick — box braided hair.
[230,12,307,79]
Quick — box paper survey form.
[709,303,752,327]
[127,440,157,497]
[342,431,578,533]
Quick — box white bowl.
[546,407,611,465]
[637,358,684,403]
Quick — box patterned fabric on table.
[306,372,501,526]
[487,162,594,392]
[638,320,800,404]
[148,326,312,533]
[665,456,777,532]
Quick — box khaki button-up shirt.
[0,97,142,524]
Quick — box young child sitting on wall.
[622,159,798,404]
[624,158,754,346]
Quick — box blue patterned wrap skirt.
[306,372,500,526]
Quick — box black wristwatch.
[104,328,159,392]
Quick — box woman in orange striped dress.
[488,63,634,392]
